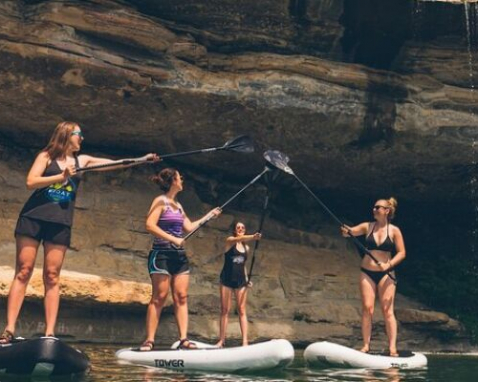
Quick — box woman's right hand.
[62,164,77,182]
[208,207,222,220]
[341,224,351,237]
[253,232,262,241]
[172,237,185,248]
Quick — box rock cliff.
[1,0,477,349]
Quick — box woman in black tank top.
[216,221,261,348]
[341,197,406,357]
[0,122,158,344]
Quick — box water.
[463,0,478,273]
[18,344,478,382]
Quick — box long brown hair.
[43,121,78,160]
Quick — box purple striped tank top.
[152,197,184,249]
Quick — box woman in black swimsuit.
[0,121,158,344]
[215,221,261,347]
[341,197,406,356]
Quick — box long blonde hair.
[43,121,78,160]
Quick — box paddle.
[75,135,254,172]
[263,150,396,282]
[160,135,254,159]
[247,170,279,282]
[247,188,270,283]
[181,166,272,242]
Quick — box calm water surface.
[12,344,478,382]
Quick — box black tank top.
[19,155,81,227]
[220,244,247,288]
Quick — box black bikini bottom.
[361,267,396,286]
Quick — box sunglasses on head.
[373,205,389,211]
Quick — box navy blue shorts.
[14,216,71,247]
[148,248,190,276]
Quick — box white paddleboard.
[304,341,427,369]
[116,339,294,373]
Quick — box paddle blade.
[223,135,254,153]
[263,150,293,174]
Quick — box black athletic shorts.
[148,248,190,276]
[14,216,71,247]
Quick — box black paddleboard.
[0,337,90,376]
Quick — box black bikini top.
[365,223,395,252]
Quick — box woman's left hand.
[247,281,253,288]
[378,261,391,272]
[208,207,222,219]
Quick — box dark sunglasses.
[71,131,84,138]
[373,205,389,211]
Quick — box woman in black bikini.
[341,197,406,356]
[0,121,158,344]
[215,221,261,348]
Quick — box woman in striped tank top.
[139,168,221,351]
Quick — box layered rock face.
[0,0,477,349]
[0,0,476,200]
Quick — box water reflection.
[5,345,478,382]
[303,367,429,382]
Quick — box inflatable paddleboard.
[304,341,427,369]
[116,339,294,373]
[0,336,90,376]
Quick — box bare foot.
[215,340,225,348]
[389,349,399,357]
[360,345,370,353]
[242,342,249,347]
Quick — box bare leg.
[216,284,232,347]
[235,287,248,346]
[171,273,190,341]
[144,274,170,344]
[359,272,377,353]
[378,276,398,356]
[2,236,39,337]
[43,242,67,336]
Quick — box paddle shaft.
[248,190,270,281]
[76,158,151,172]
[76,137,251,172]
[160,144,240,159]
[182,168,271,241]
[292,174,396,281]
